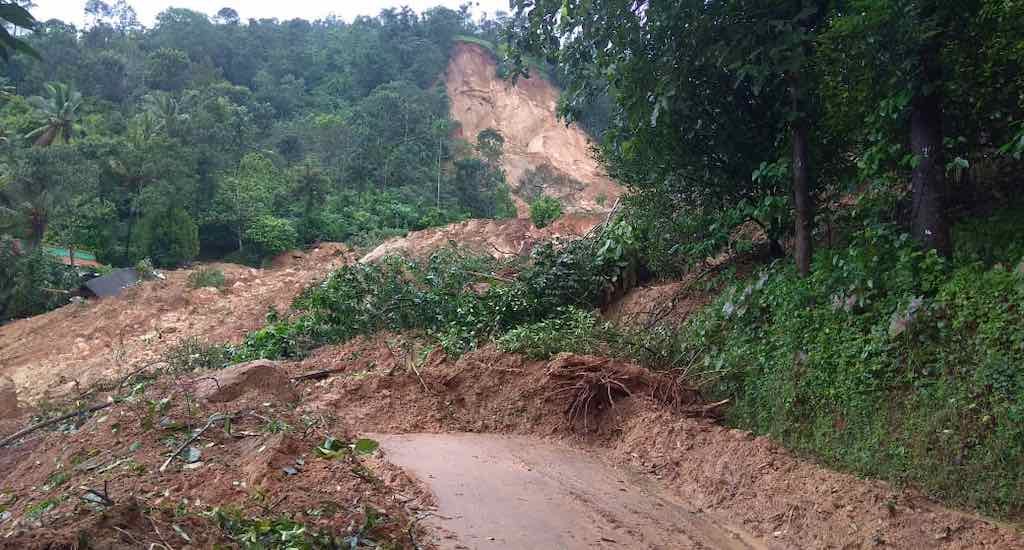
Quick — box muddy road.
[376,433,766,550]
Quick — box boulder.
[195,360,298,404]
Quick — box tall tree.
[24,82,81,146]
[0,0,37,61]
[823,0,991,257]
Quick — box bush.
[0,238,78,322]
[244,216,298,260]
[682,222,1024,518]
[529,196,563,229]
[133,206,199,268]
[188,267,226,289]
[162,337,233,374]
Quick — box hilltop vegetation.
[0,4,527,320]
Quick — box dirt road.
[375,433,767,550]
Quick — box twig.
[147,514,176,550]
[408,357,431,394]
[0,401,114,448]
[159,413,231,472]
[117,361,165,390]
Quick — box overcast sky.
[32,1,511,26]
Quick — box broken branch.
[0,401,115,448]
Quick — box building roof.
[83,268,139,298]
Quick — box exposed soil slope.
[360,213,602,263]
[0,244,352,406]
[446,41,623,214]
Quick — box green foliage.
[144,48,191,92]
[0,7,513,273]
[679,220,1024,518]
[206,507,336,550]
[244,216,297,260]
[133,206,199,268]
[187,267,226,289]
[0,237,78,322]
[497,307,601,359]
[161,337,232,374]
[236,216,643,361]
[529,196,562,229]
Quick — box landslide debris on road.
[445,41,623,214]
[0,244,352,407]
[286,335,1024,549]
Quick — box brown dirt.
[0,353,429,548]
[374,432,765,549]
[278,336,1024,549]
[0,243,352,407]
[360,213,603,263]
[446,42,623,215]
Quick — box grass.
[187,267,227,289]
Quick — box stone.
[195,360,298,404]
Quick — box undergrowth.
[234,224,640,361]
[681,215,1024,519]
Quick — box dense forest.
[0,2,524,319]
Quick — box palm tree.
[143,91,183,136]
[25,83,83,147]
[0,180,53,249]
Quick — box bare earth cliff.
[445,41,623,214]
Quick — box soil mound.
[283,335,1024,549]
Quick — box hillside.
[445,41,623,215]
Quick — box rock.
[195,360,298,404]
[0,376,19,419]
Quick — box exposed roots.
[544,354,710,431]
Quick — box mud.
[291,338,1024,549]
[376,432,765,550]
[360,213,602,263]
[0,243,352,406]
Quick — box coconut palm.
[142,91,183,136]
[25,83,83,147]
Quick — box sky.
[32,0,510,27]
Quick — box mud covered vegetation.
[235,195,1024,520]
[235,220,641,361]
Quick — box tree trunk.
[790,82,813,278]
[910,48,951,257]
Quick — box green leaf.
[353,438,379,455]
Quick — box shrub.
[529,196,563,229]
[134,258,155,280]
[682,222,1024,518]
[188,267,226,289]
[162,337,233,374]
[133,206,199,268]
[0,238,78,322]
[244,216,298,260]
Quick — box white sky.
[32,0,511,26]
